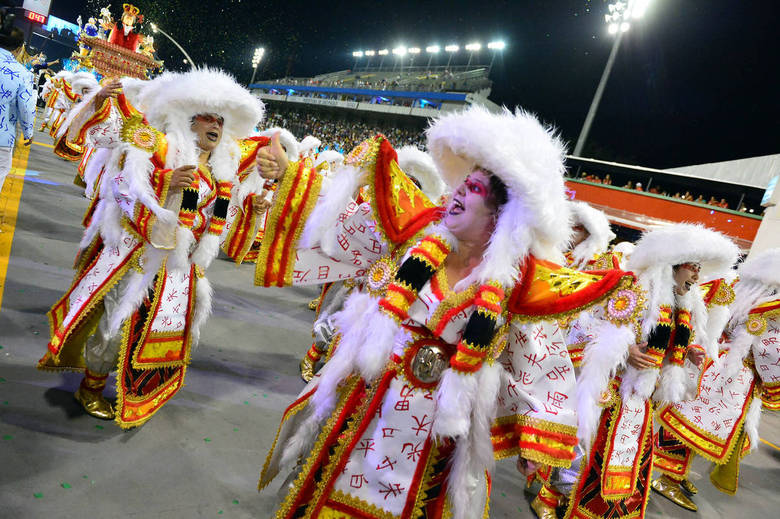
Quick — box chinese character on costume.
[652,247,780,511]
[561,224,738,519]
[253,106,643,519]
[37,68,270,428]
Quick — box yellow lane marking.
[760,438,780,452]
[0,143,32,312]
[33,141,55,149]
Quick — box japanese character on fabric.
[0,48,36,146]
[46,235,142,360]
[333,376,437,516]
[290,200,387,286]
[600,393,652,500]
[491,320,579,467]
[753,313,780,395]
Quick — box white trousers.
[0,146,13,196]
[84,280,126,374]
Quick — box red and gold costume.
[38,70,266,428]
[654,251,780,500]
[254,130,640,519]
[562,224,738,519]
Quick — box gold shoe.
[74,386,115,420]
[530,495,559,519]
[300,355,315,383]
[651,475,697,511]
[680,478,698,495]
[308,296,321,311]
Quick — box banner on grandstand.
[286,96,360,109]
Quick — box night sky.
[45,0,779,169]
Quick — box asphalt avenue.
[0,117,778,518]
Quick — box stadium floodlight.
[352,51,364,57]
[250,47,265,84]
[487,41,505,50]
[378,49,389,55]
[426,45,440,53]
[408,47,421,54]
[465,42,481,52]
[392,46,407,56]
[573,0,654,156]
[364,50,376,56]
[630,0,652,18]
[444,44,459,52]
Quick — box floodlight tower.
[573,0,653,156]
[487,41,506,72]
[352,50,363,70]
[407,47,421,70]
[392,46,406,72]
[250,46,265,85]
[377,49,389,69]
[425,45,440,68]
[364,50,375,68]
[444,44,459,68]
[465,42,481,67]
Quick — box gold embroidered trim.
[271,376,364,519]
[327,490,399,519]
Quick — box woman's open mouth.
[684,280,693,290]
[449,198,464,215]
[206,131,219,142]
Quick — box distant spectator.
[694,195,705,203]
[719,198,729,209]
[603,174,612,185]
[635,182,643,192]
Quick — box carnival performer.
[39,71,73,132]
[52,71,100,165]
[652,248,780,510]
[299,145,448,382]
[253,106,644,519]
[527,199,618,517]
[298,134,321,159]
[564,201,616,270]
[37,68,268,428]
[561,223,738,519]
[48,71,80,139]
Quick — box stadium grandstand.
[250,62,777,254]
[250,63,500,153]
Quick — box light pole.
[444,44,459,68]
[573,0,653,156]
[407,47,420,70]
[149,22,195,68]
[392,46,406,72]
[465,42,481,67]
[377,49,389,69]
[250,47,265,85]
[425,45,440,68]
[352,50,363,70]
[487,41,505,72]
[364,50,375,69]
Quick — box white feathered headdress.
[568,201,616,268]
[69,71,99,96]
[396,145,446,202]
[298,135,321,157]
[426,105,571,286]
[125,67,265,140]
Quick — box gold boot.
[680,478,698,495]
[651,475,697,511]
[74,370,115,420]
[308,295,321,311]
[531,484,561,519]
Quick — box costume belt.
[396,324,455,388]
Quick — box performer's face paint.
[673,262,700,295]
[570,224,589,248]
[191,113,224,153]
[443,168,497,243]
